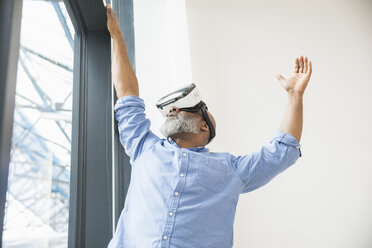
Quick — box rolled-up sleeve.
[231,130,302,194]
[114,96,160,163]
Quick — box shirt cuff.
[271,129,302,157]
[114,95,146,112]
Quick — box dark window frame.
[64,0,134,247]
[0,0,23,244]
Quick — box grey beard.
[159,113,199,137]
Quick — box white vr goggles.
[156,83,215,143]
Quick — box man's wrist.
[288,90,304,101]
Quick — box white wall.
[185,0,372,247]
[134,0,372,247]
[133,0,192,135]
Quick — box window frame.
[0,0,23,244]
[63,0,135,247]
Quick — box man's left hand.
[275,55,312,96]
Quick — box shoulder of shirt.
[202,151,233,163]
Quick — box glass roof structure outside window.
[2,1,74,247]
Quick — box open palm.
[275,55,312,95]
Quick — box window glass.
[2,1,74,247]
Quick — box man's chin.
[159,125,179,138]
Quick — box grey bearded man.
[105,4,312,248]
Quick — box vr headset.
[156,83,215,144]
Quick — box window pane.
[2,1,74,247]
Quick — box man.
[106,4,312,248]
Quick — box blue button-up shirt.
[108,96,302,248]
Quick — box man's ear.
[200,121,209,132]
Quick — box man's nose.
[169,106,180,113]
[167,106,180,117]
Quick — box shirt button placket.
[161,151,188,247]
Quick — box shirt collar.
[167,137,209,152]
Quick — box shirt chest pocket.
[196,157,227,192]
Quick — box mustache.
[166,112,195,122]
[166,111,179,118]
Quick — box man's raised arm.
[275,55,312,143]
[106,4,139,98]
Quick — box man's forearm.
[111,31,139,98]
[279,91,303,143]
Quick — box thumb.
[275,73,285,82]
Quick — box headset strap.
[179,101,215,144]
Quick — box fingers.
[106,4,119,23]
[294,55,312,75]
[307,60,312,75]
[303,56,308,73]
[106,4,113,16]
[303,56,312,75]
[299,55,304,73]
[293,58,299,74]
[106,4,111,17]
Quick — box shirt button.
[183,153,187,157]
[169,211,174,217]
[163,235,168,240]
[179,173,185,178]
[174,192,179,196]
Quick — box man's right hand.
[106,4,122,39]
[106,4,139,98]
